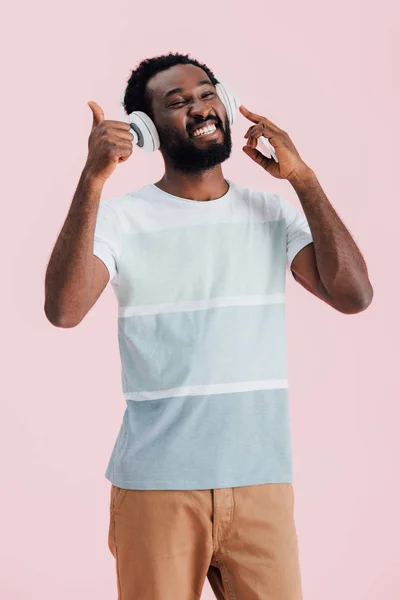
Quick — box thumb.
[242,145,273,170]
[88,101,104,128]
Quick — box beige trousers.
[108,482,303,600]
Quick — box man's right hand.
[86,101,134,183]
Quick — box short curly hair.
[123,52,219,118]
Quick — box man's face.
[147,64,232,173]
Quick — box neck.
[154,163,228,202]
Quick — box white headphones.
[119,81,278,162]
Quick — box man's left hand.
[240,105,310,181]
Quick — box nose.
[189,97,213,120]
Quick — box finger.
[102,120,133,131]
[118,140,134,151]
[239,105,263,123]
[247,134,258,149]
[118,145,134,162]
[107,135,134,150]
[245,126,264,148]
[244,125,257,139]
[110,142,134,162]
[242,145,274,170]
[245,127,278,155]
[261,116,280,131]
[241,105,282,133]
[107,127,134,141]
[88,101,104,128]
[247,127,277,149]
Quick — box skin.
[146,64,231,200]
[44,63,373,328]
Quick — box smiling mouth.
[190,121,220,138]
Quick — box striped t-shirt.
[93,179,313,490]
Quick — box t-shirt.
[93,179,313,490]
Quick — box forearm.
[44,165,104,327]
[289,168,373,311]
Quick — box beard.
[157,114,232,174]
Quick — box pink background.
[2,0,399,598]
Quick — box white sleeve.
[278,195,313,268]
[93,202,122,283]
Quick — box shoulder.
[101,184,153,213]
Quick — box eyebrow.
[164,80,213,99]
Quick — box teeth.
[193,124,217,137]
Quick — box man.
[44,53,373,600]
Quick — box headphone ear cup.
[127,111,160,152]
[216,82,240,125]
[120,88,160,152]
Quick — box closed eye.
[169,92,216,108]
[169,100,187,107]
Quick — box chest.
[117,220,287,307]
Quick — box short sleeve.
[278,195,313,268]
[93,202,122,283]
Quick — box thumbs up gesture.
[86,101,134,183]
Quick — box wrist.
[82,161,107,189]
[287,164,316,189]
